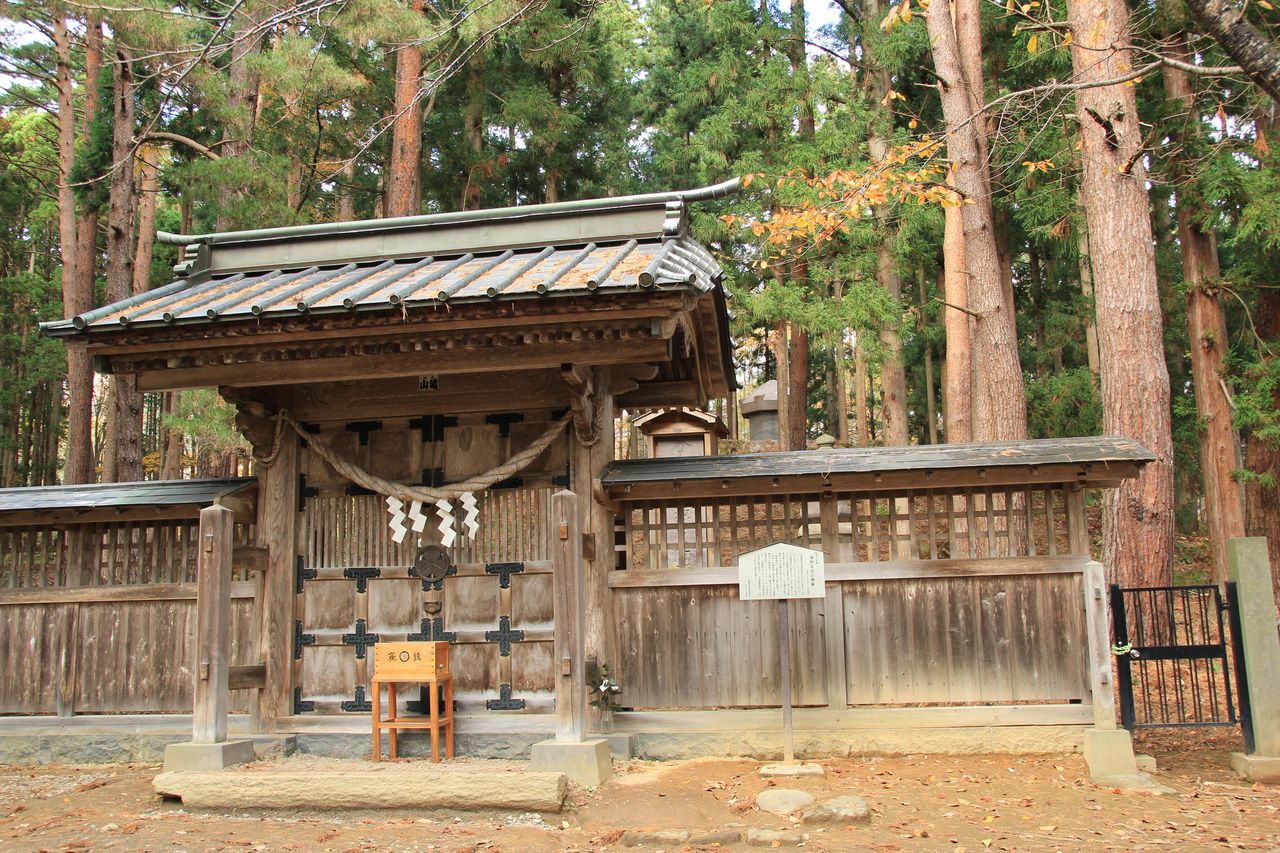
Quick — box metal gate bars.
[1109,583,1254,751]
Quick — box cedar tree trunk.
[925,0,1027,441]
[1067,0,1176,584]
[102,46,141,483]
[386,0,425,217]
[1165,35,1247,583]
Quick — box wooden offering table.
[370,641,454,762]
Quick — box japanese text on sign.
[737,543,825,600]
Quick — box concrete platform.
[153,764,567,812]
[0,706,1092,765]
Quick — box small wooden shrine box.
[370,641,454,762]
[372,641,450,681]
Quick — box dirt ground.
[2,730,1277,852]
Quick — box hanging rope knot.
[251,409,289,466]
[269,408,571,501]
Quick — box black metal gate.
[1110,583,1254,751]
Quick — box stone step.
[153,764,567,812]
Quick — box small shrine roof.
[43,181,736,338]
[602,436,1155,499]
[43,238,721,335]
[0,478,256,524]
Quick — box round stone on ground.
[755,788,815,815]
[802,794,870,825]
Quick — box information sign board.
[737,543,825,600]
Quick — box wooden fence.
[0,516,258,715]
[610,486,1097,712]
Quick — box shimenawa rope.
[254,410,571,501]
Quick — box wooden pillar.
[552,490,586,742]
[1082,560,1117,729]
[194,504,235,744]
[571,366,614,723]
[819,493,847,709]
[1065,484,1090,559]
[256,437,300,731]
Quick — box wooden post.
[193,504,235,744]
[570,366,614,726]
[552,490,586,743]
[777,599,795,764]
[1082,560,1117,729]
[819,493,848,709]
[1228,537,1280,756]
[55,603,79,718]
[256,437,300,731]
[1065,485,1090,558]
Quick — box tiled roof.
[45,237,722,335]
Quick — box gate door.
[1110,583,1254,749]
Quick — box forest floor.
[1,730,1278,852]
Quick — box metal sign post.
[738,543,825,776]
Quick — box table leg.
[371,682,381,762]
[429,679,440,763]
[388,683,398,760]
[445,677,454,759]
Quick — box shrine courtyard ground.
[2,730,1277,852]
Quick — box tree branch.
[1181,0,1280,103]
[142,131,221,160]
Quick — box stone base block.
[1230,752,1280,783]
[528,739,611,787]
[1135,753,1157,773]
[162,740,257,773]
[759,762,825,778]
[1082,728,1138,781]
[603,733,634,759]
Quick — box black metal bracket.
[485,561,524,589]
[297,473,319,512]
[407,683,451,715]
[484,412,524,437]
[293,687,315,714]
[484,615,525,657]
[295,555,317,595]
[343,566,381,593]
[293,620,315,660]
[342,618,380,659]
[298,422,320,450]
[345,484,378,497]
[490,476,524,490]
[486,683,525,711]
[408,617,457,643]
[409,414,457,443]
[345,420,383,446]
[340,685,372,713]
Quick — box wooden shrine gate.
[290,412,566,716]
